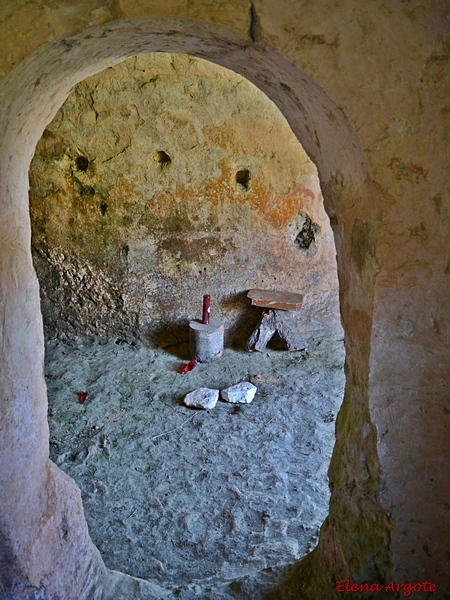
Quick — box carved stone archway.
[0,19,387,599]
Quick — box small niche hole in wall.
[154,150,171,166]
[236,169,250,190]
[100,202,108,216]
[75,155,89,172]
[294,213,319,250]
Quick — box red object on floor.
[77,391,88,404]
[180,359,198,375]
[202,294,211,325]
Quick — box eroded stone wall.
[29,52,339,346]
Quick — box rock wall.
[29,52,339,347]
[0,2,448,599]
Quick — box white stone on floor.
[184,387,219,409]
[221,382,257,404]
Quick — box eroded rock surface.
[45,333,345,595]
[29,53,340,348]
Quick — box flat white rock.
[221,382,257,404]
[184,388,219,410]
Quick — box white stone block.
[221,382,257,404]
[184,388,219,410]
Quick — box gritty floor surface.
[45,332,345,599]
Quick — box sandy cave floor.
[45,331,345,598]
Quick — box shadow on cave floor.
[45,331,344,599]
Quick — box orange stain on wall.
[148,178,314,231]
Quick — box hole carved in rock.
[154,150,171,165]
[294,213,320,251]
[76,155,89,172]
[236,169,250,189]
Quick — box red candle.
[202,294,211,325]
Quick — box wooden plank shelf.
[247,289,304,311]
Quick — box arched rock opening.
[29,51,345,592]
[0,19,390,600]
